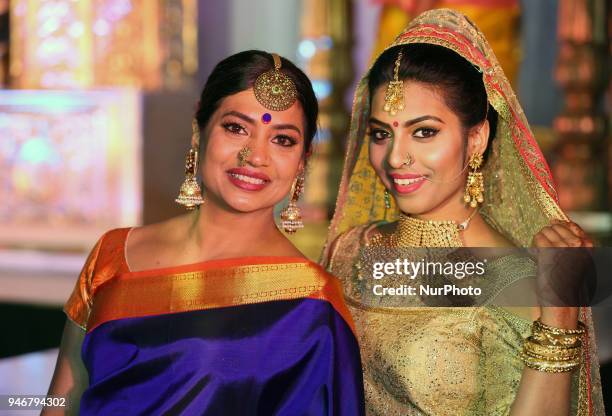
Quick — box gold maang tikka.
[253,53,297,111]
[464,153,484,208]
[175,119,205,210]
[280,172,305,234]
[383,50,405,116]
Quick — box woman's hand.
[531,220,594,329]
[532,219,593,248]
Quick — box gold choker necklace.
[373,210,478,247]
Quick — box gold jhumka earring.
[383,50,404,116]
[280,172,305,234]
[175,120,205,210]
[238,145,251,167]
[254,53,297,111]
[463,153,484,208]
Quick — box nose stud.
[238,145,252,167]
[403,153,413,166]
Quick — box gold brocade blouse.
[326,224,581,416]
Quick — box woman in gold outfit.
[322,9,604,415]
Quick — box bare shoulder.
[125,214,191,271]
[129,214,188,245]
[275,238,307,258]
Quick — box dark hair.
[368,44,498,161]
[195,50,318,156]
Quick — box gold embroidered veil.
[321,9,604,415]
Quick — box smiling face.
[368,81,488,218]
[198,89,305,213]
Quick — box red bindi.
[393,121,399,127]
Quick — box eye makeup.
[222,121,248,135]
[366,127,393,142]
[412,127,439,139]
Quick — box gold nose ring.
[403,153,413,166]
[238,146,252,167]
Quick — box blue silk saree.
[64,228,364,415]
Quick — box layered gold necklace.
[371,210,478,247]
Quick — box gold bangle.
[525,336,582,352]
[531,320,586,347]
[521,354,581,373]
[533,319,586,336]
[523,337,582,357]
[530,331,582,347]
[521,320,585,372]
[522,344,582,362]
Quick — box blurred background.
[0,0,609,411]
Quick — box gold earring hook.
[191,119,200,148]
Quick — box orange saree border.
[86,259,356,335]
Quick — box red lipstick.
[226,167,271,191]
[389,172,427,194]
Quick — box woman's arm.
[42,320,88,416]
[510,358,575,415]
[509,221,592,416]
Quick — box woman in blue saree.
[45,51,364,415]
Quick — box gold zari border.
[87,262,353,334]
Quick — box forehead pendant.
[383,50,405,116]
[253,53,298,112]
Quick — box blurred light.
[0,91,101,111]
[93,19,110,36]
[19,138,58,165]
[312,80,332,100]
[108,0,133,21]
[13,168,31,192]
[37,38,69,59]
[315,128,332,143]
[319,36,333,49]
[298,40,317,59]
[68,22,85,37]
[38,18,60,37]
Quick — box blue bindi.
[262,113,272,124]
